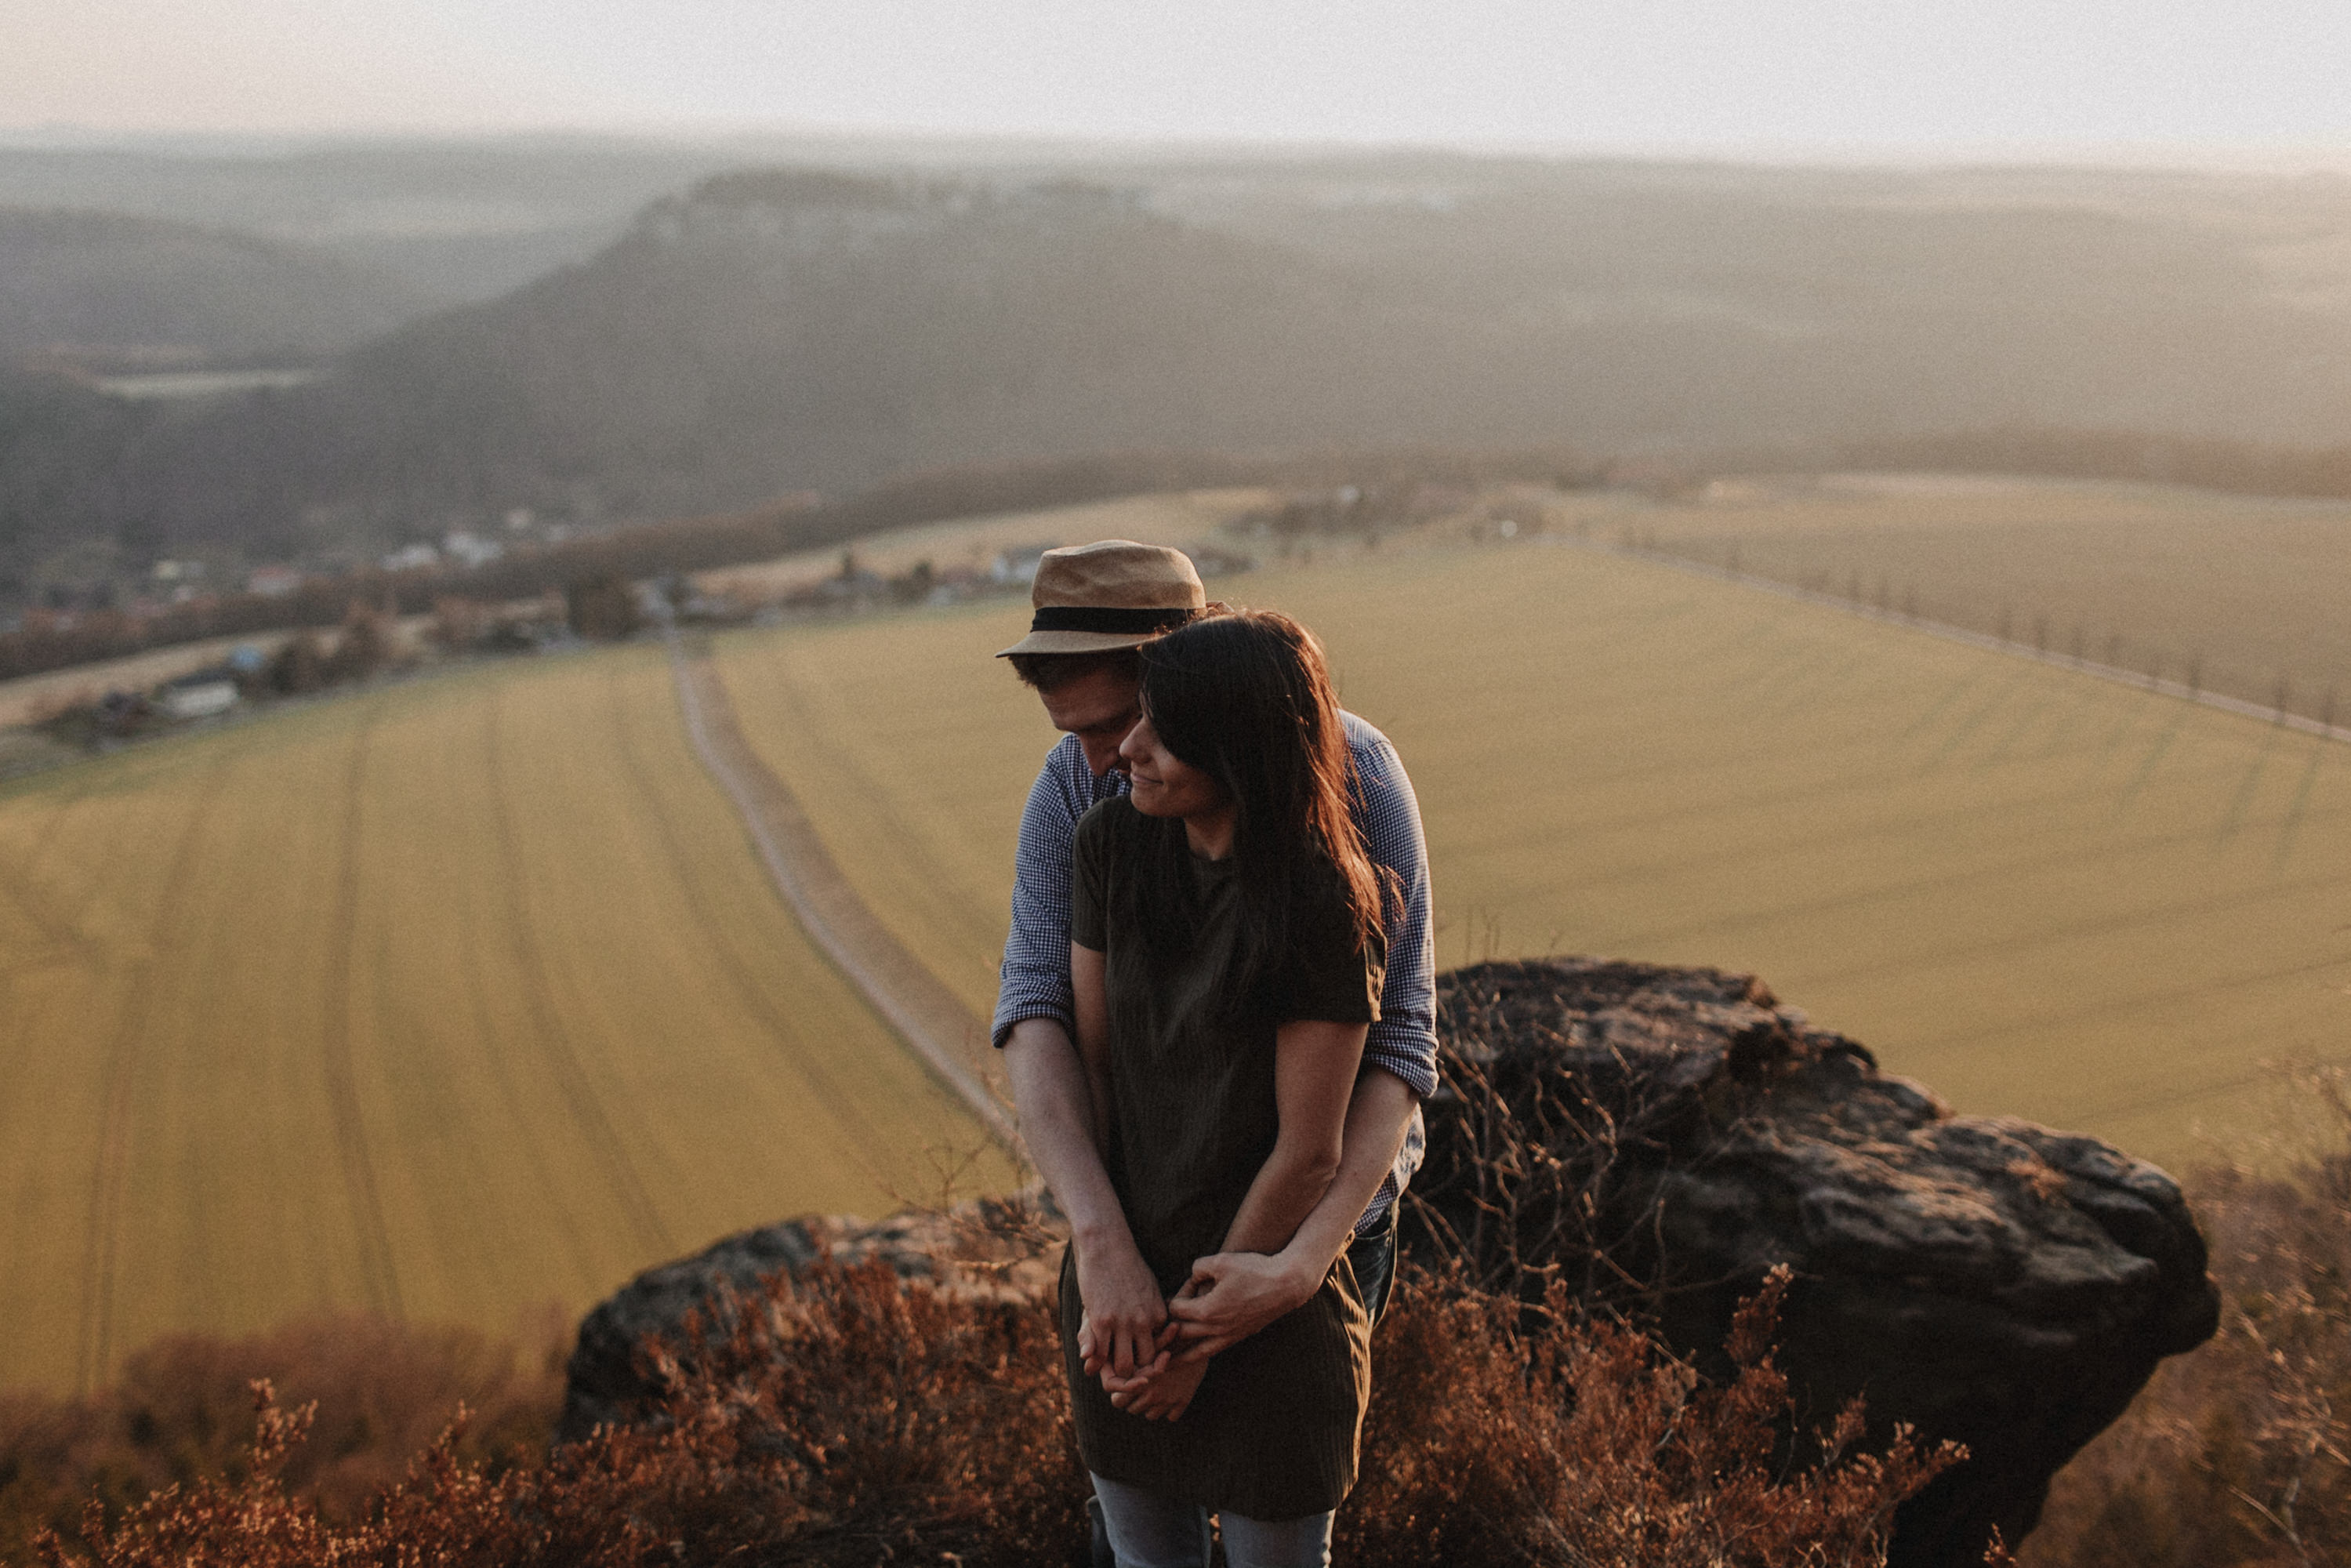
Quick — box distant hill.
[0,208,423,364]
[2,169,1584,570]
[0,138,753,307]
[11,155,2351,598]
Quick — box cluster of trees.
[2,441,1597,687]
[1836,430,2351,502]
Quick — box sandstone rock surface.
[1410,958,2220,1568]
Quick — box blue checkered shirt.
[992,711,1436,1235]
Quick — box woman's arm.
[1071,942,1115,1159]
[1166,1066,1413,1362]
[1113,1017,1365,1421]
[1219,1018,1367,1256]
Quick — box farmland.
[715,528,2351,1170]
[2,474,2345,1393]
[1601,473,2351,730]
[0,648,1009,1393]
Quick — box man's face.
[1039,665,1144,778]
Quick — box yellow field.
[0,648,1007,1393]
[1588,473,2351,727]
[715,538,2351,1171]
[5,484,2342,1392]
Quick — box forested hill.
[0,207,422,362]
[12,158,2351,586]
[2,169,1579,569]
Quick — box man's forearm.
[1166,1066,1420,1359]
[1275,1068,1417,1279]
[1004,1016,1132,1248]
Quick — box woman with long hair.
[1061,608,1387,1566]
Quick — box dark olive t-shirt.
[1065,795,1386,1519]
[1070,796,1384,1288]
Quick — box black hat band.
[1029,605,1198,635]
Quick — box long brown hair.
[1129,609,1383,999]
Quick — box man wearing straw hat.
[991,540,1437,1412]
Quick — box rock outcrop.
[556,1196,1057,1446]
[561,958,2219,1566]
[1410,958,2220,1568]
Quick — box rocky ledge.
[1410,958,2219,1567]
[564,957,2219,1567]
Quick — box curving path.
[664,633,1016,1148]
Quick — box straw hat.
[994,540,1206,657]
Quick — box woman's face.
[1119,710,1228,822]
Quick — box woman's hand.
[1166,1250,1320,1363]
[1074,1237,1174,1380]
[1108,1352,1210,1421]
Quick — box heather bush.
[0,1310,564,1559]
[2018,1067,2351,1568]
[1341,1265,1957,1566]
[20,1255,1960,1568]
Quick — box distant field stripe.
[599,666,896,1184]
[484,682,676,1258]
[74,750,234,1394]
[1573,537,2351,747]
[320,699,404,1321]
[449,696,603,1285]
[667,635,1013,1144]
[1603,798,2351,964]
[0,773,103,963]
[1925,950,2350,1062]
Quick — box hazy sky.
[7,0,2351,156]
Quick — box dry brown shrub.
[0,1311,564,1560]
[19,1254,1962,1567]
[27,1259,1085,1568]
[1341,1265,1958,1566]
[2020,1067,2351,1568]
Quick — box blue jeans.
[1085,1218,1397,1568]
[1348,1214,1399,1328]
[1092,1472,1331,1568]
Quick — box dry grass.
[1578,472,2351,729]
[0,1312,566,1560]
[0,648,1010,1394]
[14,1258,1950,1568]
[712,538,2351,1170]
[2016,1066,2351,1568]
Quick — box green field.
[0,648,1008,1393]
[717,535,2351,1169]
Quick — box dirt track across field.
[665,631,1015,1146]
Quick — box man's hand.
[1109,1351,1210,1422]
[1166,1250,1320,1363]
[1074,1237,1174,1380]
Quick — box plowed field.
[715,539,2351,1171]
[0,649,1007,1392]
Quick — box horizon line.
[4,120,2350,176]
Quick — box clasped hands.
[1076,1246,1317,1422]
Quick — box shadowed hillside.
[0,209,421,365]
[13,154,2351,598]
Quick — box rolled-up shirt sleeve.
[992,737,1093,1048]
[1348,720,1438,1100]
